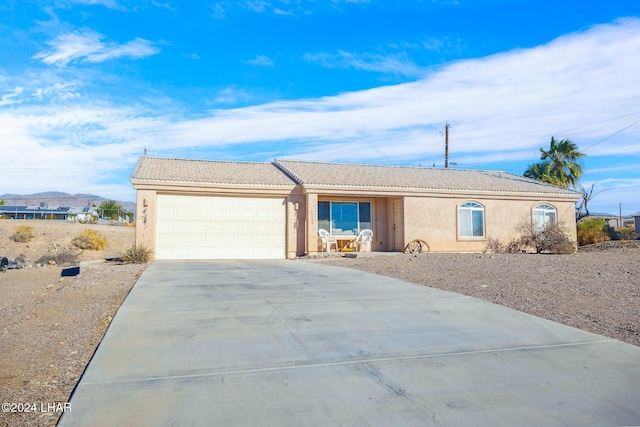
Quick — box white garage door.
[156,195,286,260]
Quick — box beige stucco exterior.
[130,157,580,259]
[133,184,579,258]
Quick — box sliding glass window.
[318,201,371,236]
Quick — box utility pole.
[444,122,450,168]
[619,203,623,229]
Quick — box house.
[581,213,635,229]
[0,204,99,222]
[130,156,580,260]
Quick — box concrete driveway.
[60,260,640,426]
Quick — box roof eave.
[301,184,580,200]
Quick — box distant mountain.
[0,192,136,213]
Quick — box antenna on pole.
[444,122,450,169]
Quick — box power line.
[535,111,640,139]
[582,118,640,152]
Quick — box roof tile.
[130,156,297,187]
[276,159,578,196]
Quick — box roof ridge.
[278,158,508,174]
[272,159,304,184]
[140,155,273,165]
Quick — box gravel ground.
[0,220,142,427]
[0,263,146,427]
[309,242,640,348]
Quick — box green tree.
[524,137,585,188]
[0,199,5,206]
[99,200,122,221]
[523,162,562,186]
[577,218,609,246]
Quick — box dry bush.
[121,244,153,264]
[614,225,637,241]
[484,237,525,254]
[72,229,108,250]
[10,225,35,243]
[36,250,79,266]
[519,222,575,254]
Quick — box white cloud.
[241,0,272,13]
[32,82,81,101]
[33,29,160,67]
[213,87,253,105]
[304,50,423,76]
[0,87,25,106]
[166,14,640,160]
[3,19,640,210]
[66,0,124,9]
[246,55,274,67]
[209,2,227,19]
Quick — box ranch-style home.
[130,156,580,260]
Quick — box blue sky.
[1,1,639,215]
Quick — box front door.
[392,200,403,251]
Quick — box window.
[318,201,371,236]
[459,201,484,238]
[533,204,557,230]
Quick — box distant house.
[130,156,580,260]
[582,213,635,229]
[0,203,99,222]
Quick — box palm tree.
[524,137,585,188]
[524,162,561,186]
[539,137,585,188]
[99,200,122,221]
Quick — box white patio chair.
[318,229,338,253]
[355,229,373,252]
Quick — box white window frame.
[533,203,557,230]
[318,201,372,236]
[459,201,485,238]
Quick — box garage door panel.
[156,195,286,260]
[191,221,208,232]
[192,208,208,219]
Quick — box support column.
[135,190,157,253]
[305,193,319,255]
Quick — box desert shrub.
[613,225,637,241]
[36,250,79,266]
[577,218,609,246]
[484,237,524,254]
[77,216,97,225]
[10,225,35,243]
[121,244,153,264]
[518,222,575,254]
[72,229,108,250]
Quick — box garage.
[155,194,286,260]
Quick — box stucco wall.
[403,196,577,253]
[135,184,578,257]
[135,189,157,253]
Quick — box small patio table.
[335,236,357,252]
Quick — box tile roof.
[130,156,297,187]
[275,159,579,196]
[130,156,579,197]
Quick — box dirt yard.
[1,219,638,427]
[0,220,143,427]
